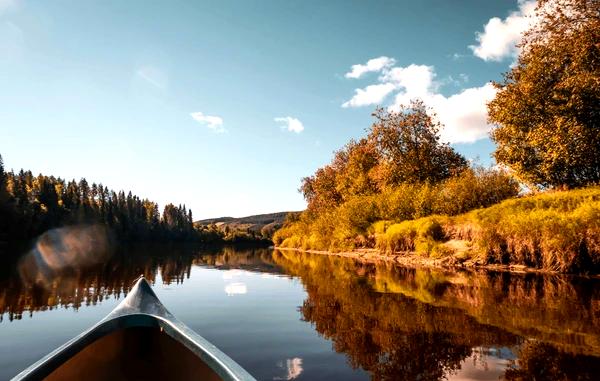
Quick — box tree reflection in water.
[0,245,280,321]
[271,250,600,381]
[1,246,600,379]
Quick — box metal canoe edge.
[12,277,257,381]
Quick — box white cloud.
[275,116,304,133]
[470,0,536,61]
[386,71,497,143]
[341,83,396,108]
[136,66,168,89]
[380,64,436,102]
[344,56,395,79]
[428,83,497,143]
[190,111,226,133]
[342,58,498,144]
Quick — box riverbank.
[273,246,583,276]
[274,186,600,275]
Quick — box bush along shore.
[275,187,600,275]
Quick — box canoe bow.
[12,277,257,381]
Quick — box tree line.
[0,155,221,244]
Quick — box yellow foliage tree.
[488,0,600,188]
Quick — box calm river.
[1,245,599,380]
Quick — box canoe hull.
[12,278,256,381]
[44,326,222,381]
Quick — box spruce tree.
[0,154,7,203]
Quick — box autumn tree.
[488,0,600,188]
[333,138,380,200]
[300,100,468,214]
[301,138,380,212]
[368,100,467,187]
[300,165,342,212]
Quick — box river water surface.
[1,245,599,380]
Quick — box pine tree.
[0,157,211,244]
[0,154,8,203]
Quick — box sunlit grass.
[378,187,600,272]
[276,186,600,273]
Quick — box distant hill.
[196,212,291,226]
[195,211,299,238]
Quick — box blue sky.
[0,0,535,218]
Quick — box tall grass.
[274,167,519,252]
[275,184,600,273]
[377,187,600,273]
[374,216,450,258]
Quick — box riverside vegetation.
[274,0,600,274]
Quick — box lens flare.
[18,225,113,287]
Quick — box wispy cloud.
[190,111,225,133]
[342,83,395,108]
[341,58,498,144]
[136,66,168,89]
[344,56,395,79]
[469,0,536,61]
[275,117,304,133]
[449,52,466,61]
[442,73,470,88]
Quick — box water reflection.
[274,357,303,380]
[0,245,281,322]
[270,250,600,380]
[225,282,248,295]
[1,246,600,380]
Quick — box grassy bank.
[275,187,600,274]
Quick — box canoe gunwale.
[12,278,257,381]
